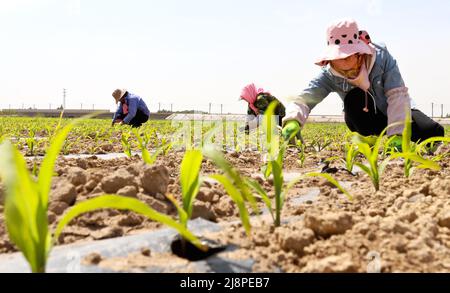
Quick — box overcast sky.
[1,0,449,116]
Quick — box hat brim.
[113,89,127,104]
[315,42,373,66]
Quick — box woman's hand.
[282,120,301,142]
[388,135,403,152]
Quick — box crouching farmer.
[281,19,444,148]
[112,89,150,128]
[240,83,286,133]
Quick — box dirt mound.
[101,169,137,193]
[140,165,170,196]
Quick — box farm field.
[0,116,449,273]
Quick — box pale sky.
[1,0,449,116]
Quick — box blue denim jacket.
[284,43,408,128]
[112,92,150,124]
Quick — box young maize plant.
[387,111,447,178]
[296,140,306,168]
[120,131,133,158]
[248,102,353,227]
[133,128,163,165]
[326,139,359,175]
[351,129,392,191]
[166,150,208,252]
[25,129,37,156]
[0,115,200,273]
[352,117,431,189]
[203,146,259,235]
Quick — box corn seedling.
[351,130,391,191]
[248,150,353,227]
[121,131,133,158]
[387,112,446,177]
[326,142,359,174]
[166,150,207,252]
[248,101,350,227]
[133,128,164,165]
[203,146,258,235]
[0,115,201,273]
[296,140,306,168]
[25,129,37,156]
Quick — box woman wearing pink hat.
[239,83,286,133]
[281,19,444,148]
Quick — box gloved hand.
[388,135,403,152]
[282,120,301,142]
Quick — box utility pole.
[441,104,444,118]
[220,104,223,115]
[170,103,173,113]
[431,103,434,118]
[209,103,212,114]
[63,88,67,109]
[158,102,161,112]
[81,103,83,110]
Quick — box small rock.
[140,165,170,196]
[66,167,87,186]
[196,187,216,203]
[49,201,69,215]
[141,247,151,257]
[85,179,98,192]
[353,222,370,235]
[47,212,57,224]
[438,211,450,229]
[214,197,235,217]
[51,179,77,205]
[92,227,124,240]
[407,248,434,263]
[126,162,146,176]
[251,174,265,185]
[368,209,384,217]
[278,227,315,254]
[118,213,143,227]
[142,196,171,214]
[304,211,353,237]
[303,253,357,273]
[429,178,450,197]
[192,201,216,221]
[92,185,103,194]
[101,144,113,152]
[101,170,135,193]
[75,158,88,170]
[83,252,103,265]
[117,186,138,198]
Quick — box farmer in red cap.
[239,83,286,134]
[281,19,444,148]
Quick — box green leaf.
[245,178,274,222]
[306,172,353,201]
[180,150,203,219]
[417,137,450,155]
[210,174,252,235]
[354,162,372,177]
[203,146,259,213]
[0,141,49,273]
[55,195,204,250]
